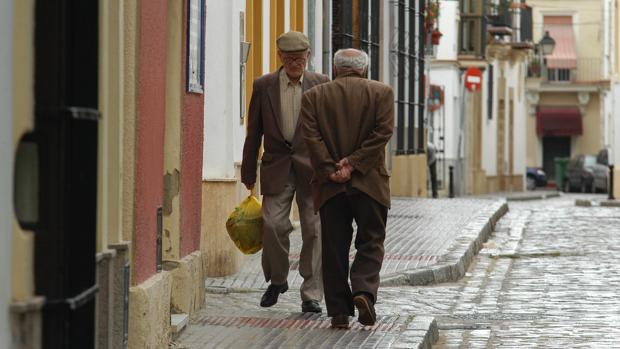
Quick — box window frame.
[186,0,206,93]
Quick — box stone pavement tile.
[176,287,439,349]
[206,198,507,292]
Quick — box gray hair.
[333,49,369,71]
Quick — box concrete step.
[171,313,189,337]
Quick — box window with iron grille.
[547,68,571,82]
[459,0,485,57]
[332,0,380,80]
[390,0,423,154]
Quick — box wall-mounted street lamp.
[539,30,556,56]
[535,31,556,81]
[240,40,251,121]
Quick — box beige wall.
[390,154,429,197]
[98,0,126,252]
[529,0,603,62]
[12,0,35,303]
[201,180,245,276]
[614,169,620,199]
[526,108,539,167]
[122,0,138,262]
[535,92,603,158]
[163,0,183,261]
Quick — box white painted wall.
[513,62,527,179]
[0,0,14,346]
[203,0,247,178]
[481,59,528,181]
[429,0,461,162]
[429,65,461,161]
[509,61,527,178]
[436,0,458,61]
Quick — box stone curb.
[391,316,439,349]
[382,200,509,286]
[575,199,620,207]
[506,191,560,201]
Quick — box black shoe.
[330,314,350,329]
[260,282,288,307]
[301,300,322,313]
[353,294,376,326]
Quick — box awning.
[543,16,577,69]
[536,106,582,136]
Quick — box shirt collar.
[280,68,304,86]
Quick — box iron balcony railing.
[527,57,606,83]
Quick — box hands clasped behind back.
[329,158,354,184]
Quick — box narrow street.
[402,194,620,348]
[174,194,620,348]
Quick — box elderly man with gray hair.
[300,48,394,328]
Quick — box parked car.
[592,148,609,193]
[564,154,597,192]
[526,167,547,190]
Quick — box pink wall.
[134,0,168,284]
[180,0,205,257]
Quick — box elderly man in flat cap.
[241,31,329,313]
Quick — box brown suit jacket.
[300,73,394,211]
[241,68,330,195]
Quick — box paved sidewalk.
[205,198,506,291]
[175,197,506,348]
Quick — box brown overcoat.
[241,68,330,195]
[300,73,394,211]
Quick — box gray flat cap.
[277,31,310,52]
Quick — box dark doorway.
[543,136,570,179]
[33,0,99,347]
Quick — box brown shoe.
[330,314,350,329]
[353,294,376,326]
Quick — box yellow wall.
[163,0,183,260]
[290,0,304,32]
[269,0,285,72]
[246,0,263,114]
[11,0,35,303]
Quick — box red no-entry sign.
[464,67,482,92]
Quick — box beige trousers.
[261,169,323,302]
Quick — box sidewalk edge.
[382,200,508,286]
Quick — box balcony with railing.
[527,57,606,85]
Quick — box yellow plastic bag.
[225,195,264,254]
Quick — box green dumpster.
[554,157,570,191]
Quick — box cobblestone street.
[175,194,620,348]
[427,194,620,348]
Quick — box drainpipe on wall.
[322,0,331,77]
[307,0,316,72]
